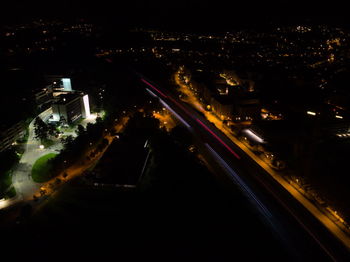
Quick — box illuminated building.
[61,78,72,91]
[51,93,90,124]
[33,86,54,109]
[0,121,26,152]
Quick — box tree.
[76,124,86,137]
[0,148,19,175]
[47,124,59,137]
[34,117,49,141]
[61,135,74,148]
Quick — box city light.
[307,111,316,116]
[243,129,265,144]
[335,115,343,119]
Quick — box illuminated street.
[3,110,99,210]
[32,116,129,206]
[140,76,350,260]
[174,70,350,249]
[2,6,350,260]
[11,108,60,202]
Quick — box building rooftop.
[53,92,82,105]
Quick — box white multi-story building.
[51,92,90,124]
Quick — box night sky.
[1,1,350,30]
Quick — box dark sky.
[2,0,350,30]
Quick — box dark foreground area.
[0,131,290,261]
[0,187,289,261]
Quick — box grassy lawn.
[61,127,76,133]
[32,153,57,183]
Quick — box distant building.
[210,96,234,120]
[243,120,304,163]
[191,70,260,120]
[234,97,260,120]
[34,76,75,110]
[0,121,26,152]
[33,86,54,110]
[51,92,90,124]
[210,93,260,121]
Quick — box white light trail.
[159,99,191,129]
[307,111,316,116]
[243,129,265,143]
[146,88,158,98]
[205,143,272,219]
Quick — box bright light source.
[307,111,316,116]
[39,145,44,149]
[243,129,265,143]
[82,95,91,118]
[87,113,97,120]
[61,78,72,91]
[335,115,343,119]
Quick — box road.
[174,70,350,245]
[1,108,59,209]
[1,110,98,210]
[33,115,130,207]
[140,76,350,261]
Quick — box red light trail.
[141,78,168,98]
[196,118,241,160]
